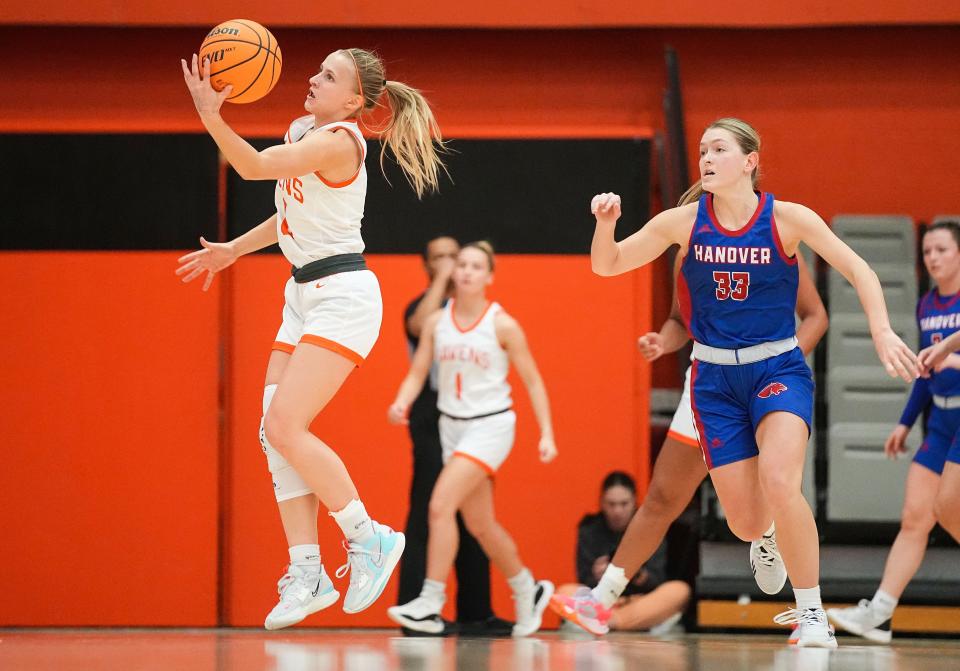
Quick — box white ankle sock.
[329,499,373,543]
[794,585,822,611]
[289,544,321,568]
[507,568,535,595]
[591,564,628,609]
[872,589,898,619]
[420,579,446,608]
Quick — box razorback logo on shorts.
[758,382,788,398]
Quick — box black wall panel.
[0,135,219,250]
[229,138,651,254]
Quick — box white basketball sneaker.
[387,596,445,634]
[336,521,406,614]
[826,600,893,643]
[264,564,339,630]
[512,579,555,637]
[774,607,838,648]
[750,527,787,594]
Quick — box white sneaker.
[336,521,406,614]
[387,596,445,634]
[512,580,555,637]
[826,600,893,643]
[264,564,339,630]
[750,527,787,595]
[774,607,838,648]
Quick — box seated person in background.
[557,471,691,631]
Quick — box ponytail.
[342,48,447,199]
[380,80,447,199]
[677,180,704,207]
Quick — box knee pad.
[260,384,312,502]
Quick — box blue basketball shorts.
[689,347,813,470]
[914,406,960,475]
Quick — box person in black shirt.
[396,235,508,635]
[559,471,690,631]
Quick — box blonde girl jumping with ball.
[177,48,445,629]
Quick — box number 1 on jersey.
[455,372,462,400]
[713,271,750,301]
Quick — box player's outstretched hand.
[387,401,409,426]
[591,192,622,226]
[637,332,665,361]
[176,237,238,291]
[181,53,233,116]
[884,424,910,460]
[538,436,558,463]
[874,328,919,383]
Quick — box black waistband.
[440,407,513,421]
[292,253,367,283]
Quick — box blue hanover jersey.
[678,192,798,349]
[918,290,960,396]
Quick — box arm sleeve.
[898,376,931,428]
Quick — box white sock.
[289,544,321,569]
[591,564,628,609]
[871,589,898,619]
[419,579,446,608]
[794,585,822,611]
[507,567,535,595]
[329,499,373,543]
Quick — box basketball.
[198,20,281,104]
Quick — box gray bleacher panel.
[828,263,917,315]
[826,365,913,424]
[831,215,915,264]
[826,313,917,370]
[827,423,918,521]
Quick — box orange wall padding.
[0,253,221,626]
[0,252,651,626]
[2,0,959,28]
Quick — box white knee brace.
[260,384,312,502]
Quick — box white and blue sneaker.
[336,521,406,614]
[264,564,339,630]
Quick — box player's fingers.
[174,259,200,276]
[177,248,205,263]
[202,271,216,292]
[890,353,912,383]
[181,59,192,80]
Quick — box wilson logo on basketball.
[207,27,240,37]
[758,382,788,398]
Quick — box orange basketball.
[199,20,282,104]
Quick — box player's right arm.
[638,252,690,361]
[407,257,455,339]
[388,311,440,425]
[176,214,279,291]
[919,330,960,375]
[590,194,695,277]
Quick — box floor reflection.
[1,629,960,671]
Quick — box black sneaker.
[458,615,514,638]
[400,618,456,637]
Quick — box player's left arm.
[497,312,557,463]
[794,253,828,356]
[182,54,358,180]
[777,201,918,382]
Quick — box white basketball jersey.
[274,116,367,267]
[435,300,512,418]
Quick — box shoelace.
[755,535,782,568]
[335,539,383,585]
[276,570,297,597]
[773,607,826,628]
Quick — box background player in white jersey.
[386,242,558,637]
[176,48,445,629]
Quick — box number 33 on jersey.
[678,192,799,349]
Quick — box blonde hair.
[677,117,762,206]
[342,48,447,199]
[463,240,495,271]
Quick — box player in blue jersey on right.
[552,117,918,648]
[829,221,960,643]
